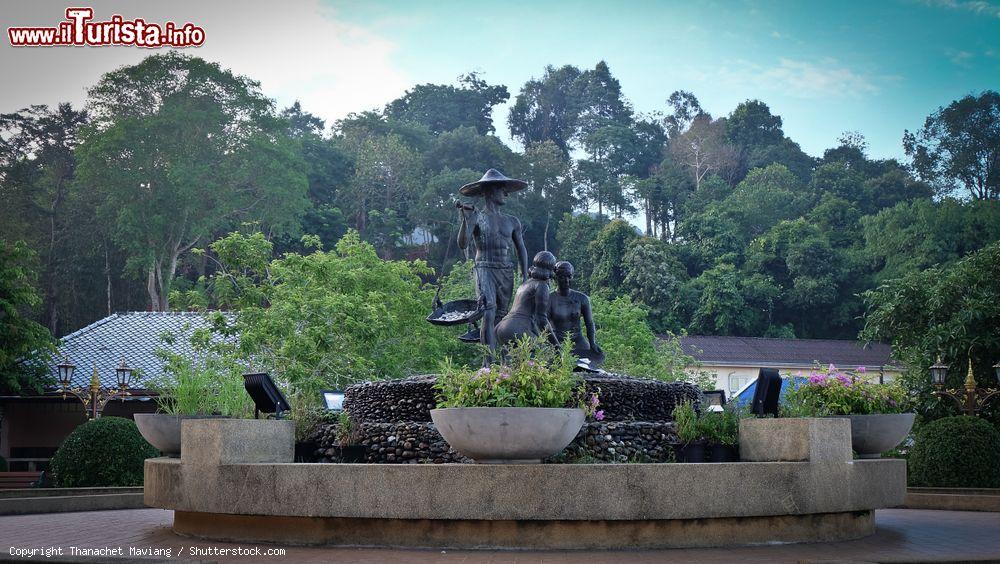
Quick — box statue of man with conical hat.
[456,169,529,358]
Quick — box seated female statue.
[547,261,602,364]
[495,251,556,347]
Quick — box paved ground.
[1,508,998,563]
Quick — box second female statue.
[547,261,602,366]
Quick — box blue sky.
[327,0,1000,160]
[2,0,997,162]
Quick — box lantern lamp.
[929,357,949,387]
[115,358,134,389]
[57,357,76,389]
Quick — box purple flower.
[594,410,605,421]
[809,373,828,385]
[828,364,837,372]
[589,394,600,407]
[527,360,535,367]
[836,374,851,386]
[857,366,866,374]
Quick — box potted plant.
[332,409,366,462]
[783,364,914,458]
[672,401,706,462]
[702,405,742,462]
[135,346,253,457]
[431,336,599,464]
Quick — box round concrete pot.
[134,413,224,457]
[839,413,916,458]
[430,407,585,464]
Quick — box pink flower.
[594,410,605,421]
[829,364,837,372]
[527,360,535,367]
[857,366,866,374]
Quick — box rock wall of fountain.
[309,373,701,463]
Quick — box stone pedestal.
[739,417,852,462]
[145,417,906,549]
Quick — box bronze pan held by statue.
[426,298,484,327]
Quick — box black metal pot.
[708,444,738,462]
[676,442,705,463]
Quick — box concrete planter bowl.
[135,413,224,457]
[430,407,585,463]
[842,413,916,458]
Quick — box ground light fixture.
[321,390,345,411]
[242,370,291,419]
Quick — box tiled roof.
[674,335,899,369]
[44,312,234,391]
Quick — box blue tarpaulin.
[733,375,809,407]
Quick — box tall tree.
[0,240,55,394]
[0,103,87,334]
[385,73,509,135]
[903,90,999,200]
[76,52,309,311]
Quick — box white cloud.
[0,0,410,128]
[917,0,1000,18]
[707,57,882,99]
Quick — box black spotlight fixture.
[242,370,291,419]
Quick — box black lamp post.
[56,357,135,419]
[930,356,1000,417]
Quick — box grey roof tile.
[673,335,899,369]
[46,312,234,391]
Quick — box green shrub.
[50,417,158,487]
[907,416,1000,488]
[0,455,7,472]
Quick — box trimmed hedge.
[908,416,1000,488]
[50,416,159,487]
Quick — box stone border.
[0,488,145,515]
[903,487,1000,512]
[173,509,874,550]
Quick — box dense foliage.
[174,230,466,404]
[2,53,997,421]
[0,240,54,393]
[49,417,158,487]
[782,364,909,416]
[861,242,1000,421]
[907,416,1000,488]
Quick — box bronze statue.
[548,261,602,366]
[495,251,556,347]
[456,169,529,358]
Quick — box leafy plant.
[782,364,909,416]
[701,403,745,446]
[435,335,592,411]
[336,409,362,446]
[149,326,254,418]
[907,416,1000,488]
[49,417,158,487]
[672,401,705,443]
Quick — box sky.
[2,0,998,161]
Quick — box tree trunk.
[146,266,159,312]
[105,244,112,316]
